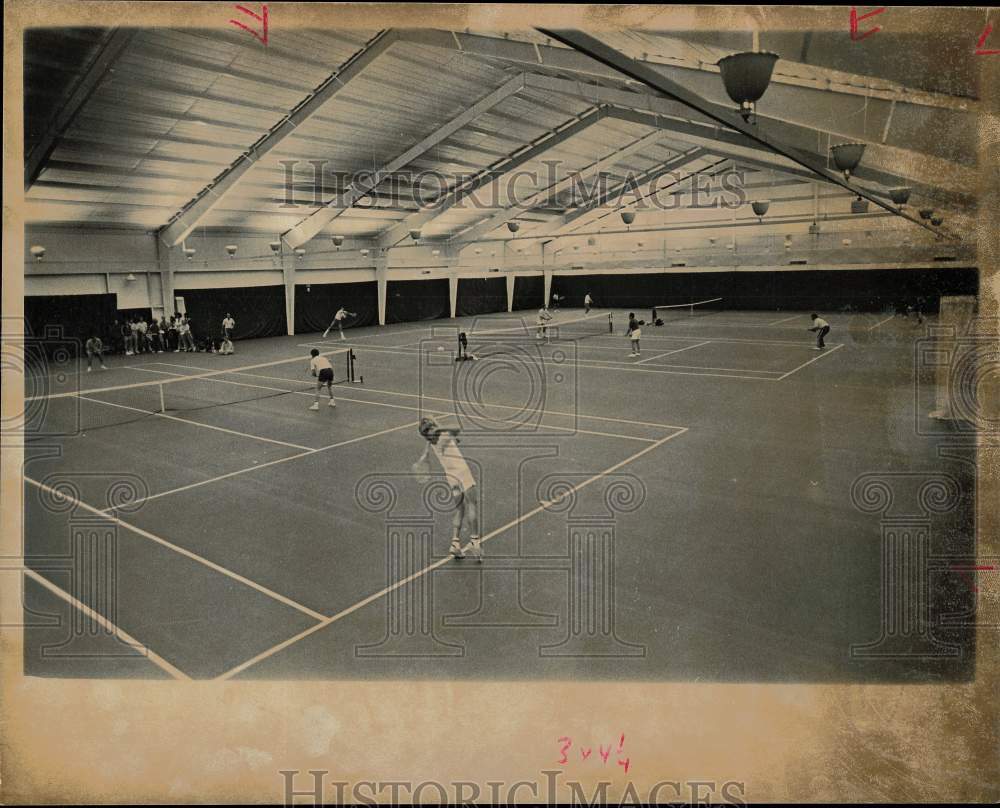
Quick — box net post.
[608,313,614,333]
[158,383,165,413]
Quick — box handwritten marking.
[229,4,269,45]
[975,23,999,55]
[850,6,886,41]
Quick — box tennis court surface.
[21,307,977,681]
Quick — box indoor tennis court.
[15,18,988,687]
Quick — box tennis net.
[457,313,613,360]
[651,297,725,324]
[23,348,359,436]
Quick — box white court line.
[867,314,896,332]
[297,342,783,381]
[768,314,804,325]
[776,343,846,380]
[214,426,688,680]
[143,359,679,437]
[78,392,314,451]
[22,566,190,680]
[326,384,688,432]
[25,477,327,622]
[97,421,421,514]
[635,340,712,365]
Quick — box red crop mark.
[556,737,572,765]
[229,4,269,45]
[580,747,592,761]
[950,564,996,594]
[975,23,1000,55]
[617,733,626,753]
[850,7,886,41]
[618,757,631,775]
[598,744,612,764]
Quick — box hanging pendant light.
[931,216,944,227]
[919,208,934,220]
[888,187,911,209]
[830,143,867,180]
[620,211,635,229]
[717,51,780,123]
[331,235,344,250]
[851,196,869,214]
[751,199,770,222]
[506,221,520,234]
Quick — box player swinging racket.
[416,417,482,561]
[536,305,553,341]
[307,348,337,410]
[324,307,356,340]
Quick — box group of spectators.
[118,313,196,355]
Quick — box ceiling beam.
[452,125,673,244]
[395,29,972,114]
[282,73,525,250]
[25,29,136,191]
[527,73,974,210]
[159,29,396,247]
[377,106,609,249]
[537,29,956,241]
[551,147,709,236]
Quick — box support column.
[448,270,459,319]
[543,269,553,307]
[281,253,295,336]
[155,236,175,316]
[506,273,516,312]
[376,252,389,326]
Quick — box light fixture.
[29,245,45,261]
[751,199,770,222]
[507,221,520,234]
[432,248,440,256]
[716,51,780,123]
[851,196,869,214]
[183,247,196,261]
[269,241,282,253]
[125,272,137,282]
[919,208,934,220]
[331,235,344,250]
[294,247,306,259]
[587,236,597,247]
[409,229,421,243]
[225,244,238,258]
[931,216,944,227]
[620,211,635,229]
[474,248,482,255]
[360,248,370,257]
[842,238,852,246]
[889,187,911,209]
[830,142,866,180]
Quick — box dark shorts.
[317,368,334,384]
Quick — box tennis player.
[85,335,108,371]
[536,305,553,340]
[325,307,356,340]
[627,312,642,357]
[417,417,481,561]
[808,314,831,350]
[308,348,337,410]
[222,313,235,340]
[584,293,593,314]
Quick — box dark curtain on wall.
[295,281,377,334]
[24,294,119,354]
[512,276,544,310]
[174,285,287,339]
[456,277,507,317]
[385,279,449,324]
[548,268,978,314]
